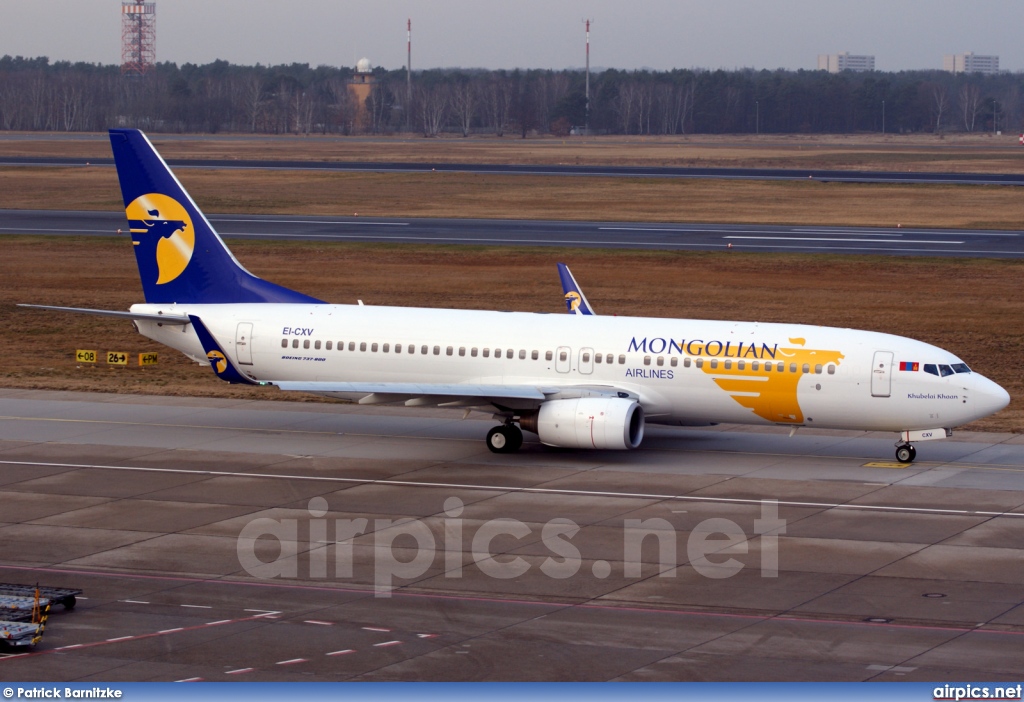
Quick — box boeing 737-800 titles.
[20,130,1011,462]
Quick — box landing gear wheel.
[895,444,916,463]
[486,424,523,454]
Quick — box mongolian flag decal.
[899,361,919,371]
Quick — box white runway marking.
[1,458,1020,519]
[724,236,964,244]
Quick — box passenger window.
[606,354,613,364]
[644,356,651,366]
[582,352,591,363]
[495,348,502,358]
[371,343,378,352]
[472,348,478,357]
[446,346,453,356]
[507,349,514,359]
[814,364,822,374]
[382,343,389,353]
[670,357,678,367]
[738,360,745,370]
[939,364,954,377]
[292,339,299,348]
[394,343,401,353]
[303,340,310,349]
[532,350,539,360]
[752,360,759,371]
[724,360,732,370]
[595,354,602,364]
[459,347,466,356]
[710,359,718,369]
[802,363,809,373]
[349,342,356,351]
[684,358,691,368]
[618,355,626,364]
[764,362,772,371]
[281,339,288,348]
[790,363,797,373]
[421,345,428,354]
[827,364,835,375]
[314,340,321,350]
[433,346,440,355]
[519,349,526,360]
[360,342,367,352]
[326,341,333,350]
[695,358,703,368]
[559,351,568,362]
[657,356,664,367]
[546,351,553,361]
[483,348,490,358]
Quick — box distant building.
[817,52,875,73]
[943,53,999,75]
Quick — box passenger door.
[871,350,893,397]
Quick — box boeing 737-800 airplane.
[20,129,1010,461]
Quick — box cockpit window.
[923,364,938,376]
[951,363,971,374]
[939,364,954,377]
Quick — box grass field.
[5,237,1022,432]
[4,165,1024,230]
[4,131,1024,172]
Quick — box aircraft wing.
[273,381,634,408]
[17,304,192,325]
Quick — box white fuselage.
[130,302,1009,433]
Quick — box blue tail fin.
[109,129,323,305]
[188,315,256,384]
[557,263,596,316]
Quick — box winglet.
[188,315,256,384]
[557,263,596,315]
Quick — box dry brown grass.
[4,236,1022,432]
[4,132,1024,172]
[4,166,1024,230]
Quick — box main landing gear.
[486,423,523,454]
[895,442,917,463]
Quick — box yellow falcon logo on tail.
[206,350,228,375]
[126,193,195,284]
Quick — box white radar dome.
[356,58,372,73]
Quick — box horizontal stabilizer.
[17,304,191,325]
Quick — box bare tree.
[616,81,638,134]
[239,74,266,133]
[931,83,948,132]
[451,79,476,137]
[958,82,982,132]
[416,83,449,137]
[366,81,394,134]
[484,74,513,136]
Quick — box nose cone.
[972,375,1010,419]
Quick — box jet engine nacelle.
[528,397,645,450]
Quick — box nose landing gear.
[486,423,523,454]
[895,442,917,463]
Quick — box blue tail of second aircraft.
[109,129,323,305]
[557,263,596,315]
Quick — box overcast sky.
[2,0,1021,73]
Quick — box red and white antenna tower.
[407,19,412,104]
[121,3,156,76]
